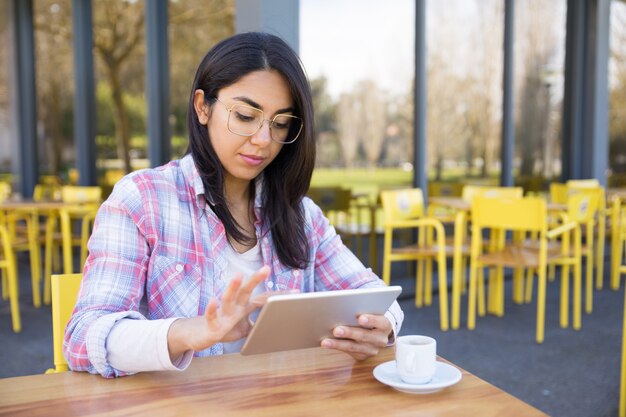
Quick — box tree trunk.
[108,66,132,173]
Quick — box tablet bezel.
[240,285,402,355]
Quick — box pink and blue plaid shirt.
[64,154,403,378]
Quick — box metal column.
[72,0,97,185]
[561,0,610,185]
[12,0,38,197]
[413,0,427,197]
[145,0,171,167]
[500,0,515,187]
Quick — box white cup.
[395,335,437,384]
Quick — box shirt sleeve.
[107,318,193,373]
[63,177,155,378]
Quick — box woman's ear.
[194,89,209,125]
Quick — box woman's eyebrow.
[232,96,294,114]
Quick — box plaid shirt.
[64,154,403,378]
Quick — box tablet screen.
[240,286,402,355]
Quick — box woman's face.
[194,70,293,190]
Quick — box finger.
[221,273,243,315]
[204,298,219,321]
[236,265,271,305]
[332,325,388,348]
[358,314,393,332]
[321,337,379,361]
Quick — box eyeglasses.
[215,99,303,144]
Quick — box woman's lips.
[240,154,265,166]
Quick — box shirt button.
[267,281,274,289]
[176,264,183,272]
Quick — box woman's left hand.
[320,314,393,361]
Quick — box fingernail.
[334,327,345,337]
[359,315,369,325]
[321,339,332,348]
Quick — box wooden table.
[0,348,546,417]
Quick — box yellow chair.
[621,278,626,417]
[467,196,581,343]
[307,186,379,268]
[45,273,82,373]
[612,197,626,291]
[0,224,20,332]
[380,188,449,331]
[43,186,101,303]
[0,182,44,308]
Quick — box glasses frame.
[214,99,303,144]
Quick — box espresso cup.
[395,335,437,384]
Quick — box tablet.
[240,285,402,355]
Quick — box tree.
[34,0,74,176]
[92,0,145,174]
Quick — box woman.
[65,32,404,378]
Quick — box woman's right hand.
[166,265,271,360]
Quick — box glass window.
[609,0,626,186]
[92,0,147,181]
[33,0,74,182]
[513,0,566,192]
[300,0,414,196]
[168,0,234,159]
[0,0,14,180]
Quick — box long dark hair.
[186,32,315,269]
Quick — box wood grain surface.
[0,348,546,417]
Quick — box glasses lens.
[228,104,263,136]
[271,115,303,144]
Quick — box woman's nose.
[250,119,273,145]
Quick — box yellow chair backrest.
[566,179,600,189]
[307,186,352,212]
[550,183,569,204]
[61,186,102,204]
[471,196,547,232]
[566,188,601,224]
[428,182,464,197]
[461,185,524,202]
[380,188,425,224]
[0,182,11,202]
[33,183,63,202]
[46,273,82,373]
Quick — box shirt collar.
[182,153,264,208]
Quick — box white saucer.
[373,360,462,394]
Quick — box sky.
[299,0,415,99]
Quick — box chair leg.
[512,268,524,304]
[613,232,623,291]
[525,268,535,304]
[619,285,626,417]
[596,216,606,290]
[586,247,594,314]
[44,215,57,305]
[415,260,424,308]
[560,265,569,328]
[573,249,582,331]
[1,270,7,301]
[27,215,41,308]
[424,260,432,306]
[536,266,547,344]
[477,267,486,317]
[8,260,21,333]
[436,252,449,331]
[468,260,478,330]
